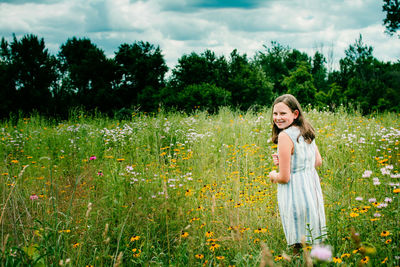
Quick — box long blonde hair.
[271,94,315,144]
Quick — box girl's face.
[273,102,299,129]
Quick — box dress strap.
[283,126,301,143]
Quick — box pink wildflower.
[89,156,97,160]
[30,194,39,200]
[310,245,332,262]
[362,170,372,178]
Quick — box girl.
[268,94,326,251]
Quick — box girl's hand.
[272,154,279,166]
[269,170,278,183]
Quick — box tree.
[162,50,229,109]
[168,50,229,89]
[227,49,273,109]
[114,41,168,110]
[311,51,328,92]
[0,38,17,117]
[8,34,58,114]
[383,0,400,36]
[254,41,289,96]
[282,62,316,105]
[176,83,231,112]
[58,37,118,111]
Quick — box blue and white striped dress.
[277,126,327,245]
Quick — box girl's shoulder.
[283,126,300,135]
[282,126,301,142]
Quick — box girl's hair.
[271,94,315,144]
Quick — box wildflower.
[360,256,369,264]
[185,189,192,196]
[310,245,332,262]
[209,243,220,251]
[371,202,380,207]
[350,212,359,218]
[274,255,283,261]
[130,235,141,242]
[333,256,342,263]
[132,248,141,258]
[377,203,387,208]
[341,253,351,259]
[362,170,372,178]
[384,197,392,203]
[368,198,376,203]
[195,254,204,259]
[254,228,262,234]
[205,231,214,238]
[89,156,96,160]
[181,232,189,238]
[394,188,400,193]
[373,213,381,217]
[72,243,80,248]
[359,207,369,213]
[380,231,390,237]
[381,257,388,264]
[30,194,39,201]
[385,239,392,244]
[372,177,380,185]
[97,171,103,176]
[117,158,125,162]
[355,196,363,201]
[380,167,390,175]
[216,256,225,260]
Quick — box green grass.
[0,108,399,266]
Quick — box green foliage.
[114,41,168,111]
[176,83,231,112]
[383,0,400,36]
[0,33,399,117]
[282,61,317,105]
[227,49,274,109]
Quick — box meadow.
[0,107,399,266]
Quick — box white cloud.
[0,0,398,70]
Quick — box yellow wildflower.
[360,256,369,264]
[181,232,189,238]
[130,235,141,242]
[380,231,390,237]
[205,231,214,238]
[209,243,220,251]
[195,254,204,259]
[333,257,342,263]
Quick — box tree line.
[0,33,399,119]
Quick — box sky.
[0,0,399,71]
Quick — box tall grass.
[0,108,399,266]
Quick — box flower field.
[0,108,399,266]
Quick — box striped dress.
[277,126,327,245]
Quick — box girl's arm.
[269,132,293,184]
[315,144,322,167]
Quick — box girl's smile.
[273,102,299,129]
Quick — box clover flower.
[310,245,332,262]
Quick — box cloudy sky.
[0,0,399,71]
